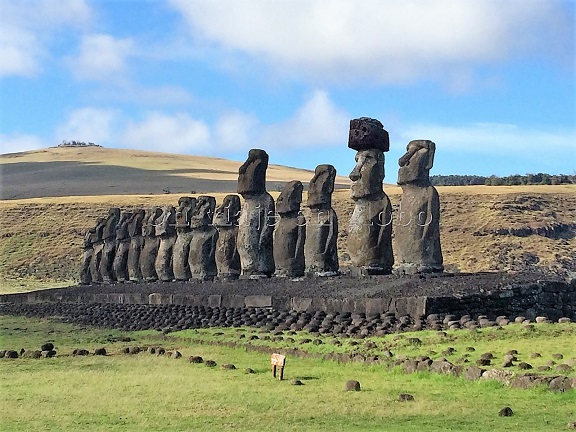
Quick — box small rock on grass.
[344,380,361,391]
[291,379,303,386]
[244,368,255,374]
[398,393,414,402]
[498,407,513,417]
[221,364,236,370]
[205,360,217,367]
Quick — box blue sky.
[0,0,574,178]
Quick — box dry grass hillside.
[0,147,575,285]
[0,186,574,285]
[0,146,351,199]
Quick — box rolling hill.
[0,146,575,287]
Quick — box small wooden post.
[271,353,286,380]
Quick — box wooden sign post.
[271,353,286,380]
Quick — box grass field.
[1,315,575,431]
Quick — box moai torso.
[80,227,95,285]
[305,165,339,276]
[127,209,145,282]
[395,140,443,274]
[214,195,241,281]
[173,197,196,281]
[89,218,106,283]
[99,207,120,283]
[347,118,393,275]
[188,196,218,281]
[112,211,133,282]
[274,181,306,277]
[237,149,275,277]
[140,207,162,282]
[154,206,176,282]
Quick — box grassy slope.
[1,315,574,432]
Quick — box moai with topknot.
[347,117,393,275]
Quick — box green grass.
[1,315,575,431]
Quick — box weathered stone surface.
[154,206,176,282]
[140,207,162,282]
[348,117,389,152]
[348,135,393,274]
[305,165,339,275]
[344,380,361,391]
[188,196,218,281]
[237,149,275,277]
[172,197,196,281]
[274,181,306,277]
[89,217,106,283]
[214,195,241,280]
[127,209,145,282]
[112,211,133,282]
[395,140,443,274]
[99,207,120,283]
[80,226,96,285]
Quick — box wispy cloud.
[169,0,573,86]
[0,133,46,154]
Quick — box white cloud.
[0,0,92,77]
[169,0,573,84]
[55,107,120,145]
[400,122,576,155]
[68,34,134,81]
[0,133,46,154]
[214,112,259,152]
[121,112,211,153]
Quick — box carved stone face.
[175,196,196,228]
[276,180,303,214]
[308,164,336,207]
[191,196,216,228]
[238,149,269,195]
[142,207,162,236]
[214,194,240,227]
[103,207,121,239]
[128,209,145,237]
[155,206,176,236]
[348,117,390,152]
[116,211,133,240]
[90,217,106,243]
[349,149,384,199]
[397,140,435,186]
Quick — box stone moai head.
[91,217,106,242]
[213,194,241,227]
[237,149,269,195]
[142,207,162,237]
[307,164,336,208]
[128,209,145,237]
[175,196,196,229]
[348,118,389,200]
[103,207,121,239]
[191,195,216,228]
[155,206,176,236]
[397,140,435,186]
[116,211,133,240]
[276,180,303,215]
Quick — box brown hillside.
[0,186,574,285]
[0,146,351,199]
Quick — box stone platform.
[2,272,575,321]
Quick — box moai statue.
[172,196,196,281]
[188,196,218,281]
[305,165,339,276]
[99,207,121,283]
[79,227,95,285]
[89,217,106,283]
[127,209,145,282]
[237,149,275,278]
[112,211,133,282]
[140,207,162,282]
[347,117,394,275]
[214,194,241,281]
[154,206,177,282]
[395,140,443,274]
[274,181,306,277]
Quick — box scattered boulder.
[41,350,56,358]
[72,349,90,356]
[221,363,236,370]
[398,393,414,401]
[189,356,203,363]
[291,379,303,386]
[518,362,533,370]
[498,407,513,417]
[463,366,484,381]
[344,380,361,391]
[205,360,217,367]
[5,350,19,359]
[552,353,564,360]
[41,343,55,351]
[556,364,574,373]
[170,351,182,359]
[244,368,255,374]
[94,348,107,356]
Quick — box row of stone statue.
[80,117,443,284]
